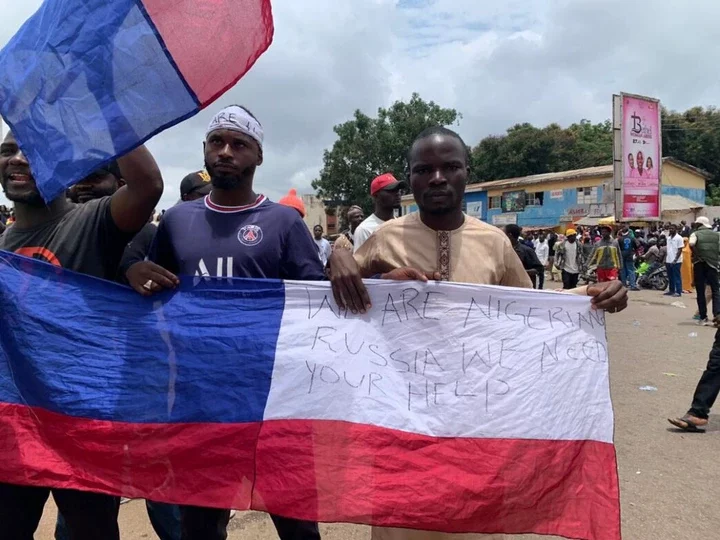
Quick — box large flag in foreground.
[0,252,620,540]
[0,0,273,201]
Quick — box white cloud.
[1,0,718,210]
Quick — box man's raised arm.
[110,145,163,233]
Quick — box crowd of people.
[0,104,629,540]
[500,220,718,313]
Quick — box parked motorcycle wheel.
[652,275,668,291]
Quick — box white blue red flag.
[0,252,621,539]
[0,0,273,201]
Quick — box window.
[577,186,598,204]
[525,192,544,206]
[489,196,502,209]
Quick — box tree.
[470,120,612,183]
[706,185,720,206]
[566,119,614,168]
[469,109,720,192]
[314,99,720,208]
[312,94,460,213]
[662,106,720,195]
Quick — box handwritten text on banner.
[265,281,612,443]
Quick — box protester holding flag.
[328,125,628,539]
[0,131,163,539]
[0,0,274,534]
[121,170,217,296]
[48,162,182,540]
[145,105,322,539]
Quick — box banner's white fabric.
[265,281,613,443]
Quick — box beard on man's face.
[10,192,46,206]
[211,174,243,190]
[205,159,255,190]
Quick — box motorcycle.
[637,264,668,291]
[636,261,651,276]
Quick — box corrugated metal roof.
[466,165,613,193]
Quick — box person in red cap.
[353,173,407,252]
[278,188,306,218]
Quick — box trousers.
[694,261,720,320]
[689,329,720,419]
[180,506,321,540]
[561,270,579,290]
[0,483,119,540]
[667,262,682,295]
[620,259,636,288]
[56,500,181,540]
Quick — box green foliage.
[314,98,720,207]
[662,106,720,196]
[706,185,720,206]
[311,94,460,213]
[470,120,613,182]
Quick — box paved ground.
[34,288,720,539]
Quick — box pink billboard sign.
[622,95,661,219]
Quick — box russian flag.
[0,0,273,202]
[0,251,621,540]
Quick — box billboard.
[613,93,662,220]
[502,191,525,213]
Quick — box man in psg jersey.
[147,105,323,539]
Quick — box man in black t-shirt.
[52,164,182,540]
[0,131,163,540]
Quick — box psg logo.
[238,224,263,246]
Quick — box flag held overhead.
[0,0,273,202]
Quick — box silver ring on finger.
[143,279,154,291]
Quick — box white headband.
[206,105,264,148]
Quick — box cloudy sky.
[1,0,719,210]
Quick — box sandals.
[668,415,708,433]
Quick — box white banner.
[266,281,613,443]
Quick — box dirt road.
[33,289,720,539]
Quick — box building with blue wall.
[402,158,708,229]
